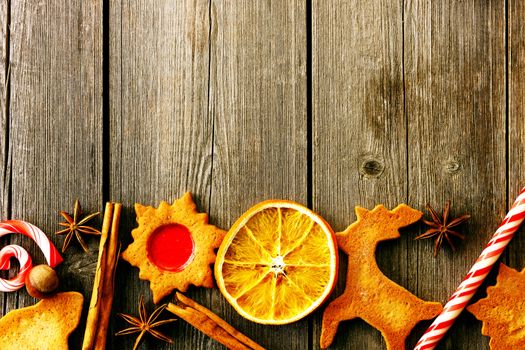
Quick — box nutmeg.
[25,264,59,299]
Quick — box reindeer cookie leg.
[422,301,443,321]
[381,300,442,350]
[320,295,357,348]
[382,330,410,350]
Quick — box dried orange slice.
[215,200,338,325]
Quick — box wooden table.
[0,1,524,349]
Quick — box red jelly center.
[146,224,195,272]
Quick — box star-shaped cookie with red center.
[122,192,226,303]
[467,263,525,350]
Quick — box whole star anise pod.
[416,201,471,257]
[116,295,177,350]
[55,199,101,252]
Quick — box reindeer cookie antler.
[321,204,443,349]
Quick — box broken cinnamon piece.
[167,292,265,350]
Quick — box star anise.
[415,201,471,257]
[116,295,177,350]
[55,199,101,252]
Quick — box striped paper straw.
[414,186,525,350]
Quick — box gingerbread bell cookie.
[467,263,525,350]
[321,204,443,349]
[122,192,226,303]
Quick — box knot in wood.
[444,158,461,174]
[359,157,385,178]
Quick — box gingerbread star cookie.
[122,192,226,303]
[467,263,525,349]
[321,204,443,349]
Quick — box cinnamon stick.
[83,202,122,349]
[93,203,122,350]
[82,202,114,350]
[167,293,265,350]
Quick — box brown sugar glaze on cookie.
[146,224,196,272]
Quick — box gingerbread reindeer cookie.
[321,204,442,349]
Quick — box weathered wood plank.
[209,1,307,350]
[0,0,8,319]
[0,0,6,220]
[404,0,506,349]
[7,0,103,346]
[109,1,215,349]
[508,0,525,271]
[0,0,6,217]
[312,1,407,349]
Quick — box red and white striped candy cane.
[0,220,63,268]
[0,245,32,291]
[415,186,525,350]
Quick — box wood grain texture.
[109,1,216,349]
[7,0,103,346]
[404,1,505,349]
[0,1,517,350]
[0,0,7,319]
[508,0,525,270]
[0,0,6,220]
[312,1,407,349]
[209,1,307,350]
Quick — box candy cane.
[0,220,63,292]
[0,220,63,267]
[414,186,525,350]
[0,245,32,291]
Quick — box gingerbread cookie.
[467,263,525,349]
[122,192,226,303]
[0,292,83,349]
[321,204,443,349]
